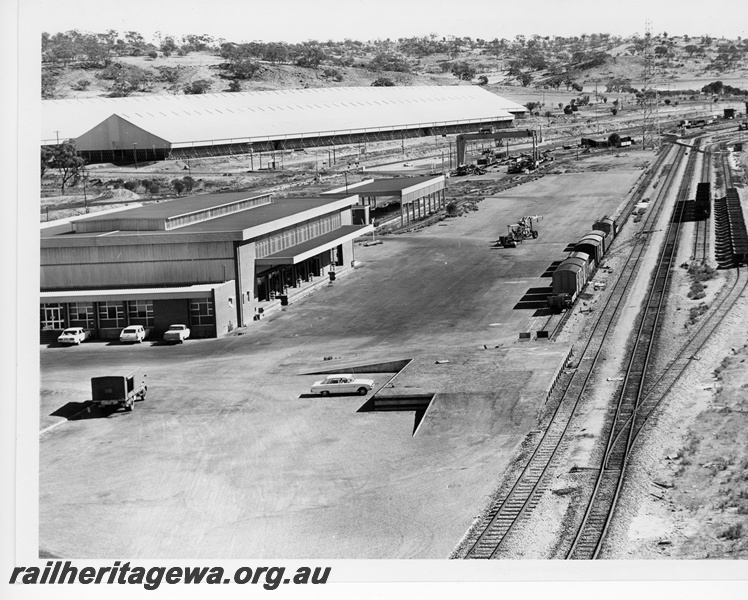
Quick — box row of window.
[255,212,342,258]
[166,194,271,229]
[40,299,214,330]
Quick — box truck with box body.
[91,368,147,412]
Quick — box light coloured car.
[403,162,413,167]
[163,324,190,343]
[57,327,90,345]
[120,325,147,343]
[311,374,374,396]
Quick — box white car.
[57,327,91,345]
[120,325,147,343]
[163,324,190,343]
[311,374,374,396]
[403,162,413,167]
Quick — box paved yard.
[38,163,642,558]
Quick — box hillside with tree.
[42,30,748,101]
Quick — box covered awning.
[255,225,373,266]
[40,282,223,303]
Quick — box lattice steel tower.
[640,23,660,150]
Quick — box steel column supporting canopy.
[456,129,537,165]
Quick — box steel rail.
[460,144,686,559]
[566,145,696,559]
[610,140,744,452]
[565,132,742,558]
[690,139,710,264]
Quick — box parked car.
[57,327,91,345]
[119,325,148,343]
[311,374,374,396]
[403,162,413,167]
[163,324,190,343]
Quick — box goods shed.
[324,175,447,227]
[40,190,373,340]
[42,87,526,163]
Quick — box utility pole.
[82,168,88,213]
[641,21,659,151]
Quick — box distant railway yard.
[38,116,748,559]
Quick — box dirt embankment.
[605,152,748,560]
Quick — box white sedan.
[311,374,374,396]
[120,325,147,343]
[57,327,91,345]
[163,324,190,343]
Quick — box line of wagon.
[547,216,617,312]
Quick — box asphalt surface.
[39,160,642,558]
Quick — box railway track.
[458,143,689,559]
[566,135,746,559]
[565,141,699,559]
[615,269,745,467]
[691,140,710,264]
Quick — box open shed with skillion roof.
[324,175,447,227]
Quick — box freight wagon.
[574,231,606,267]
[547,215,619,312]
[548,254,589,312]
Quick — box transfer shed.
[40,191,373,340]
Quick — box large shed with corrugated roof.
[41,86,527,163]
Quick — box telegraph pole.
[641,22,659,150]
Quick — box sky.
[32,0,748,43]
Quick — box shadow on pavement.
[298,392,368,398]
[50,401,117,420]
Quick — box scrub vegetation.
[41,29,748,99]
